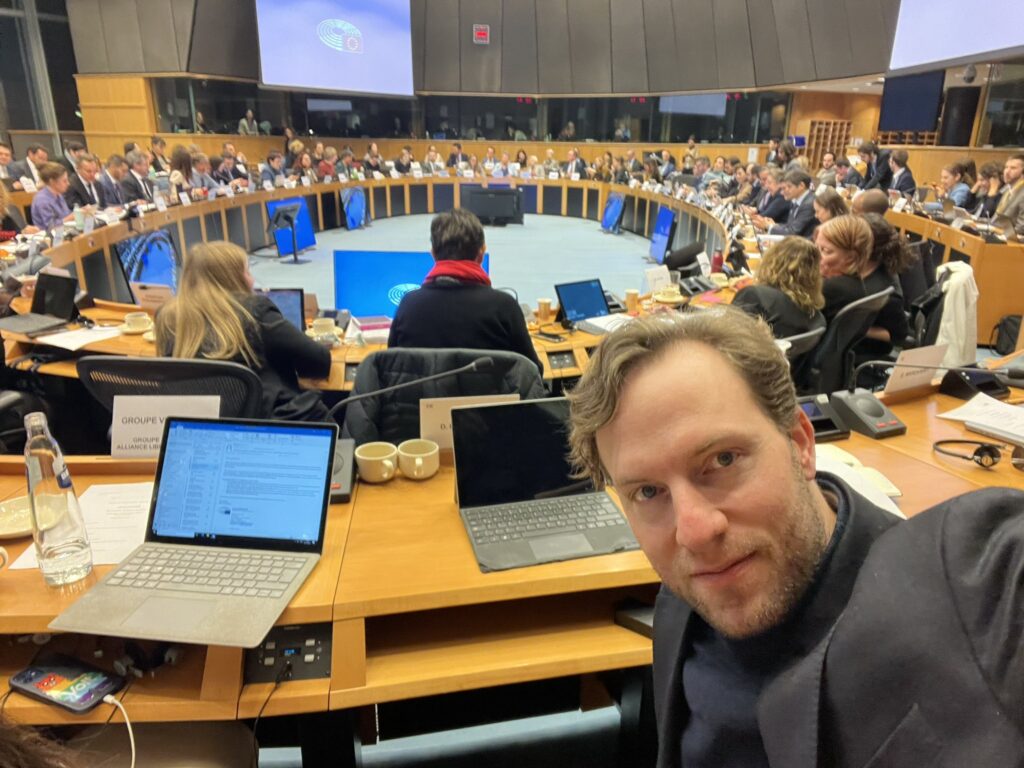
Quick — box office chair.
[76,357,264,418]
[779,324,826,360]
[341,348,547,446]
[796,287,894,395]
[0,389,51,454]
[899,241,931,311]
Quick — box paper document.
[11,482,152,569]
[938,393,1024,445]
[34,327,122,351]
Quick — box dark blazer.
[732,284,826,340]
[120,171,153,203]
[64,173,106,209]
[653,475,900,768]
[446,152,467,168]
[151,154,170,174]
[97,170,124,206]
[770,192,817,238]
[890,167,917,196]
[839,168,864,188]
[758,191,790,222]
[7,159,40,185]
[823,267,907,348]
[388,278,543,374]
[862,150,893,190]
[562,158,587,178]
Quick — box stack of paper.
[938,393,1024,445]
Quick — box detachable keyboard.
[463,494,625,546]
[105,545,307,599]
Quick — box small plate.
[653,291,687,306]
[118,321,154,335]
[142,330,155,343]
[305,327,343,339]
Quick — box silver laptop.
[453,398,638,572]
[50,417,337,648]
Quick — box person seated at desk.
[491,152,512,178]
[149,135,169,174]
[30,163,75,231]
[221,141,249,180]
[814,186,849,224]
[858,141,892,191]
[260,151,288,188]
[642,160,662,185]
[466,155,486,178]
[567,310,1024,768]
[423,145,445,173]
[64,153,107,209]
[542,148,560,176]
[610,156,629,185]
[446,142,467,168]
[167,146,193,199]
[833,156,864,190]
[0,141,13,185]
[191,152,219,192]
[682,135,699,172]
[563,149,587,179]
[515,149,529,170]
[482,146,498,173]
[660,150,677,178]
[318,146,338,179]
[95,153,126,206]
[587,155,610,183]
[924,162,973,212]
[996,153,1024,237]
[850,188,889,216]
[388,208,543,374]
[972,161,1003,218]
[746,167,789,224]
[363,143,383,175]
[888,149,917,197]
[212,154,247,190]
[0,182,39,240]
[732,236,825,339]
[762,170,816,238]
[155,241,331,421]
[8,143,48,191]
[816,151,837,187]
[817,214,908,354]
[292,150,319,184]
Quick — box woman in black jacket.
[155,241,332,421]
[732,236,825,339]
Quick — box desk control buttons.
[547,351,576,371]
[244,623,332,683]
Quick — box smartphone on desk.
[9,654,124,713]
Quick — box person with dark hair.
[168,145,194,198]
[64,153,106,209]
[0,141,13,183]
[660,149,677,177]
[8,143,48,188]
[817,151,837,187]
[30,162,74,231]
[997,153,1024,238]
[813,186,849,224]
[97,153,127,205]
[857,141,892,191]
[765,136,780,165]
[887,149,916,196]
[120,149,153,203]
[834,156,864,189]
[972,161,1004,218]
[776,140,800,171]
[363,142,383,174]
[747,167,790,223]
[260,151,287,187]
[123,140,141,157]
[393,145,414,175]
[238,108,258,135]
[760,170,816,238]
[446,142,466,168]
[150,136,169,173]
[58,140,87,175]
[388,209,542,373]
[851,188,890,215]
[933,163,972,208]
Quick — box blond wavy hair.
[816,214,873,276]
[154,241,259,366]
[757,237,825,314]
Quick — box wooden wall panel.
[76,75,157,160]
[459,0,502,93]
[713,0,756,88]
[422,0,462,92]
[535,0,572,94]
[500,0,539,94]
[671,0,717,90]
[609,0,648,94]
[567,0,612,94]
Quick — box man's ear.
[789,407,817,480]
[475,246,485,264]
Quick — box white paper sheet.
[938,393,1024,444]
[34,327,122,351]
[10,482,152,569]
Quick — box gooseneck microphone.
[325,355,495,420]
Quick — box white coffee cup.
[355,442,398,483]
[624,289,640,314]
[124,311,151,331]
[397,439,440,480]
[311,317,336,336]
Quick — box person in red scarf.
[388,209,542,373]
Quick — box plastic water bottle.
[73,203,84,230]
[24,412,93,586]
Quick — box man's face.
[781,180,803,201]
[78,161,98,183]
[595,343,829,639]
[714,157,725,171]
[271,156,283,170]
[822,153,835,170]
[888,156,899,173]
[662,151,670,162]
[29,148,48,165]
[222,157,234,171]
[133,158,149,176]
[568,150,577,162]
[835,165,849,182]
[108,162,126,181]
[224,143,236,156]
[0,146,11,166]
[734,167,747,184]
[195,159,209,174]
[627,150,635,161]
[696,160,709,175]
[246,110,254,120]
[1004,158,1024,185]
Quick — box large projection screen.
[889,0,1024,75]
[256,0,414,96]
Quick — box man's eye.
[714,452,736,468]
[632,485,659,502]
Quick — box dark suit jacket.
[862,150,893,190]
[120,172,153,202]
[890,167,917,196]
[446,152,467,168]
[562,159,587,177]
[770,192,817,238]
[64,174,106,209]
[759,191,791,223]
[839,168,864,188]
[7,159,39,185]
[97,171,124,206]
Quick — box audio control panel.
[244,623,332,683]
[547,351,577,371]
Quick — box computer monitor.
[333,250,490,318]
[258,288,305,330]
[554,279,610,323]
[266,197,316,256]
[113,231,179,294]
[650,206,677,264]
[601,192,625,233]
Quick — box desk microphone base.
[330,438,355,503]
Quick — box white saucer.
[142,330,155,343]
[119,321,154,335]
[653,291,687,306]
[305,327,343,339]
[0,495,63,539]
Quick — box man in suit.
[765,136,780,165]
[221,142,250,180]
[660,150,676,178]
[566,310,1024,768]
[150,136,170,174]
[8,143,48,189]
[57,141,87,175]
[0,141,13,188]
[833,156,863,189]
[260,151,287,187]
[858,141,892,190]
[996,153,1024,238]
[120,149,154,203]
[625,149,642,176]
[446,142,467,168]
[749,168,792,229]
[888,149,917,197]
[190,153,219,191]
[740,163,765,207]
[97,154,127,206]
[64,154,106,209]
[562,149,587,179]
[766,170,816,238]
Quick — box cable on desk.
[0,689,12,717]
[251,661,292,763]
[102,695,135,768]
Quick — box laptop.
[50,417,337,648]
[452,398,638,572]
[0,272,78,335]
[259,288,306,330]
[554,279,632,335]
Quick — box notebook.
[452,398,638,572]
[50,417,337,648]
[0,272,79,335]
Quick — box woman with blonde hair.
[732,236,825,338]
[815,214,906,350]
[155,241,331,421]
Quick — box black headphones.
[932,440,1004,469]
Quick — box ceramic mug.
[355,442,398,483]
[124,311,151,331]
[397,439,440,480]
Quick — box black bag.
[991,315,1022,355]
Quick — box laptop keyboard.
[464,494,624,545]
[105,546,307,599]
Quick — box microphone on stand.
[324,355,496,502]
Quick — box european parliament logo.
[388,284,420,306]
[317,19,363,53]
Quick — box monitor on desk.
[650,206,677,264]
[554,279,610,323]
[113,231,179,298]
[258,289,306,330]
[333,250,490,318]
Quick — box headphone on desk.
[932,440,1005,469]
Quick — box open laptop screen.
[555,279,609,323]
[148,419,336,552]
[452,398,594,508]
[259,289,305,330]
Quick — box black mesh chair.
[900,241,931,311]
[796,287,895,395]
[779,325,826,360]
[76,357,263,418]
